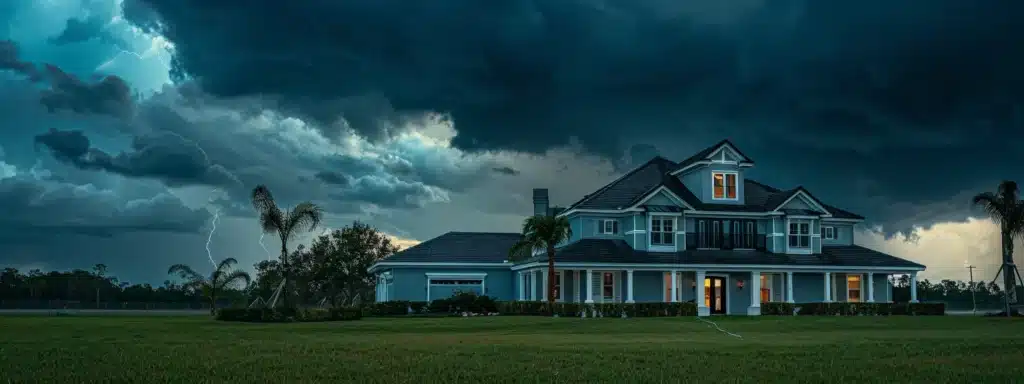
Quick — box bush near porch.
[760,302,945,316]
[365,292,699,317]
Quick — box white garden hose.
[696,317,742,338]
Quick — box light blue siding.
[645,193,679,206]
[822,223,855,245]
[792,273,826,302]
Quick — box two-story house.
[368,140,926,315]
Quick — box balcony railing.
[685,232,766,251]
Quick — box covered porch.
[513,266,919,316]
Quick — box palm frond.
[217,269,252,289]
[288,202,324,232]
[997,180,1020,202]
[167,264,204,283]
[251,185,278,214]
[215,257,238,272]
[508,238,541,262]
[259,209,285,234]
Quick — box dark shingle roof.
[561,142,862,218]
[523,239,923,269]
[380,232,521,263]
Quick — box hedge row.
[367,298,697,317]
[761,302,945,316]
[215,307,362,322]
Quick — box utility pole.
[966,265,977,314]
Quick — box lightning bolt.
[258,233,272,261]
[205,189,224,269]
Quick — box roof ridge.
[744,178,782,192]
[447,231,521,236]
[565,156,675,210]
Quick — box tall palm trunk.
[209,291,217,316]
[280,242,291,308]
[546,244,556,306]
[1002,227,1016,316]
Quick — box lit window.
[847,275,861,302]
[760,274,772,304]
[712,172,738,200]
[650,217,674,246]
[788,221,810,248]
[823,226,835,240]
[599,219,619,235]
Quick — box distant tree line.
[0,222,397,310]
[890,274,1023,310]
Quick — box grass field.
[1,316,1023,383]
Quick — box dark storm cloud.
[491,166,519,176]
[0,166,208,240]
[34,128,241,188]
[0,40,134,118]
[123,0,1024,155]
[49,17,108,45]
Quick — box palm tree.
[972,180,1024,316]
[168,258,251,315]
[509,214,573,307]
[251,185,323,308]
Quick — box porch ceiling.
[524,239,924,269]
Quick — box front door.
[705,277,727,314]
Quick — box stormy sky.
[1,0,1021,285]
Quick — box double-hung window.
[823,226,836,240]
[650,216,674,246]
[788,221,810,248]
[712,172,738,200]
[599,219,619,235]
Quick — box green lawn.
[2,315,1023,383]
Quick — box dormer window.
[712,172,738,200]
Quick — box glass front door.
[704,277,727,314]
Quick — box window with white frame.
[788,220,810,248]
[823,226,836,240]
[650,216,675,246]
[847,275,861,302]
[712,172,738,200]
[599,219,619,235]
[553,271,563,302]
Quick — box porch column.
[542,270,549,301]
[695,270,709,317]
[517,271,525,300]
[786,271,794,303]
[626,270,635,303]
[530,270,537,301]
[585,269,594,303]
[823,272,832,302]
[748,271,761,315]
[575,270,581,303]
[670,270,678,302]
[909,272,918,303]
[866,272,875,303]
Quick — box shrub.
[215,307,362,322]
[761,302,795,315]
[792,302,944,316]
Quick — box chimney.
[532,188,549,217]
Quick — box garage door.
[426,274,485,301]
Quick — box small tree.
[509,215,573,307]
[168,258,251,315]
[251,185,323,308]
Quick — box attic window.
[712,172,738,200]
[599,219,619,235]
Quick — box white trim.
[670,161,711,176]
[788,215,819,219]
[556,208,643,218]
[822,218,864,223]
[771,190,832,215]
[766,233,785,237]
[707,143,747,163]
[369,262,508,272]
[510,262,924,273]
[710,171,740,201]
[703,273,731,315]
[625,230,646,235]
[632,215,638,245]
[626,185,696,211]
